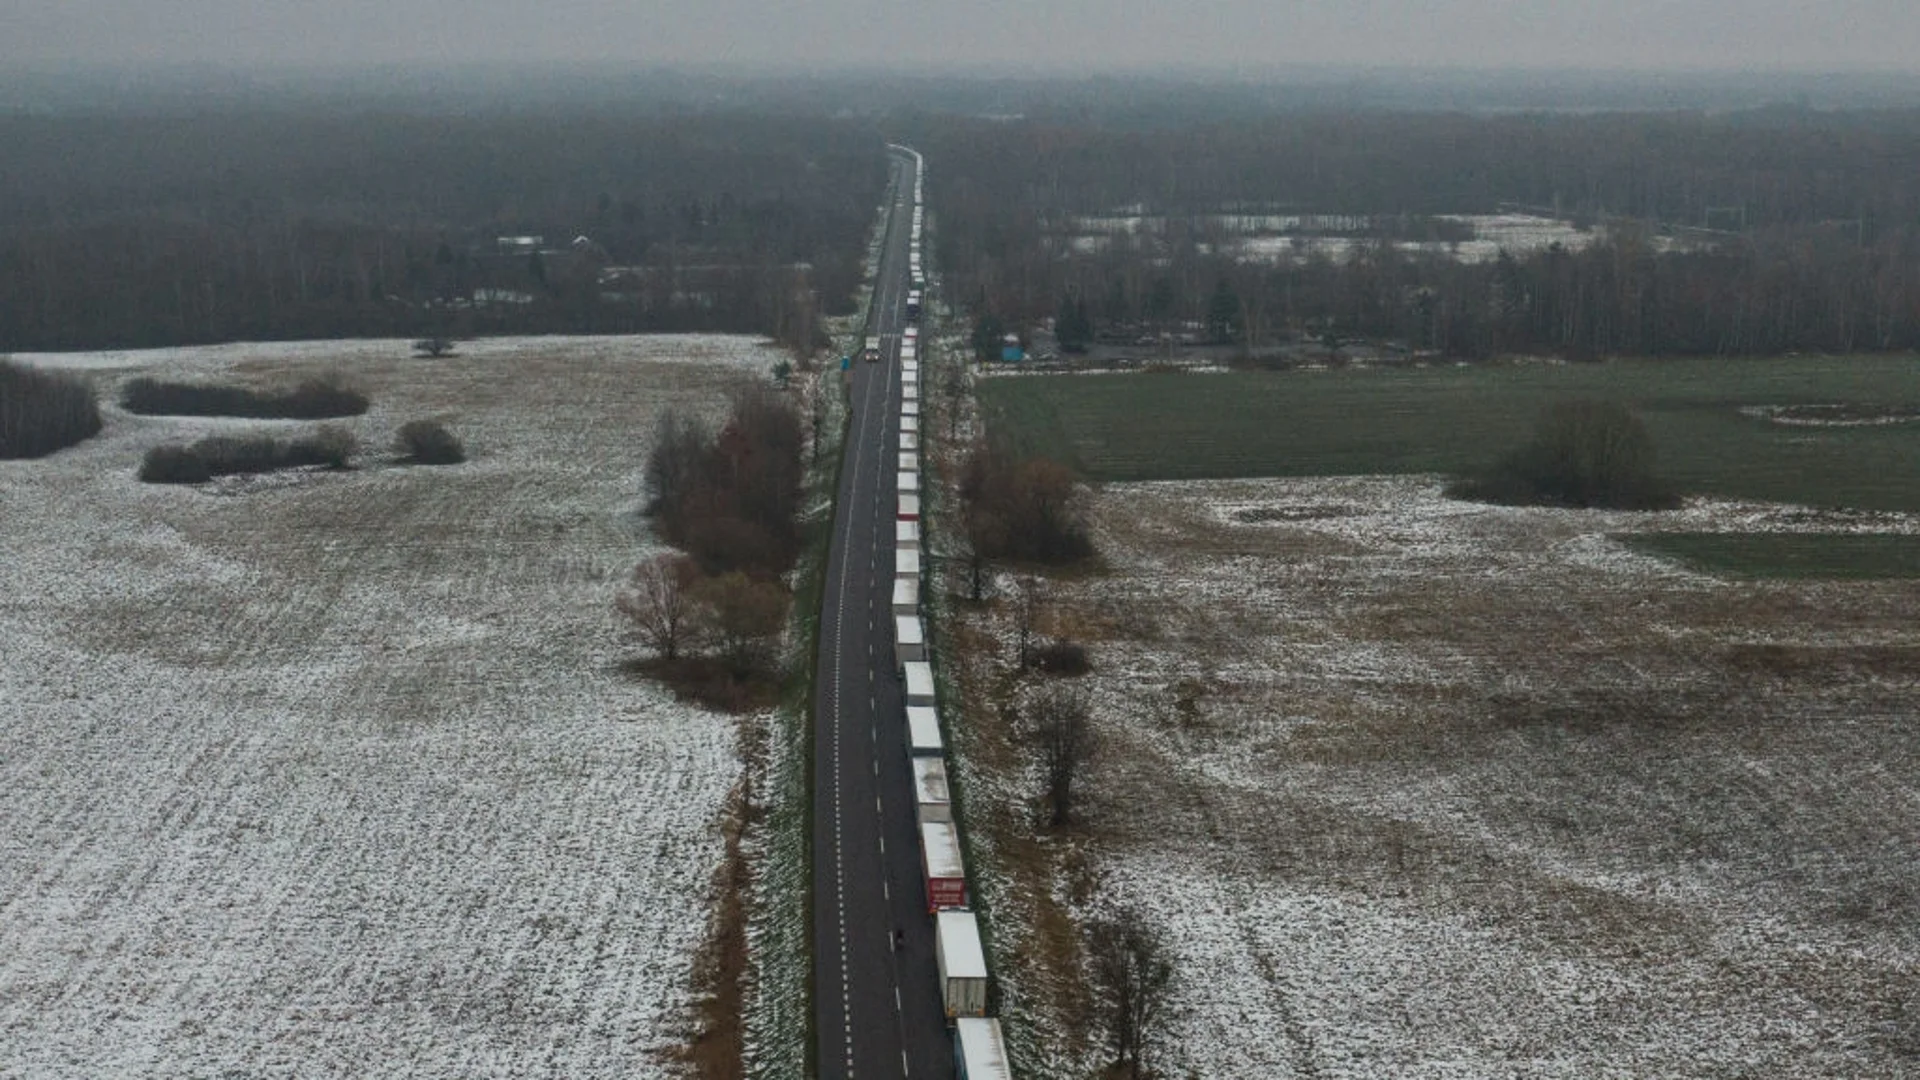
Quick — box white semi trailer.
[935,910,989,1019]
[953,1017,1012,1080]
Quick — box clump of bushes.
[394,419,465,464]
[961,446,1095,564]
[121,375,369,419]
[138,426,358,484]
[627,384,808,710]
[1,359,103,459]
[1449,399,1680,510]
[645,383,806,578]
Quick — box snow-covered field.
[944,476,1920,1078]
[0,336,781,1076]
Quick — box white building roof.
[936,910,987,978]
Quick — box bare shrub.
[694,571,787,679]
[121,375,369,419]
[137,426,357,484]
[294,425,358,469]
[138,444,211,484]
[0,359,102,459]
[643,384,805,577]
[1032,640,1092,676]
[394,419,465,465]
[962,444,1094,565]
[1450,399,1678,510]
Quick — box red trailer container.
[920,820,967,911]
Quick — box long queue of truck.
[884,145,1014,1080]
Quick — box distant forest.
[0,111,886,351]
[919,109,1920,357]
[12,79,1920,360]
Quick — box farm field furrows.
[943,476,1920,1078]
[975,356,1920,511]
[0,336,777,1076]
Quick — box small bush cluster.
[138,426,358,484]
[394,419,465,464]
[1,359,103,459]
[628,386,807,709]
[121,375,369,419]
[961,446,1095,564]
[1449,399,1679,511]
[645,384,806,578]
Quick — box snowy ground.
[0,336,781,1077]
[942,476,1920,1078]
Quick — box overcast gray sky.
[9,0,1920,72]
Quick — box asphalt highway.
[810,149,954,1080]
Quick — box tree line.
[917,109,1920,358]
[0,111,886,351]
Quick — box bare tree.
[615,553,704,661]
[959,506,1005,603]
[1012,574,1045,669]
[1030,684,1095,827]
[1087,907,1175,1078]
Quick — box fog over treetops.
[10,0,1920,73]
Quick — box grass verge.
[1625,532,1920,579]
[977,355,1920,511]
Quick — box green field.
[1624,533,1920,579]
[976,356,1920,511]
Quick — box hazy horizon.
[11,1,1920,74]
